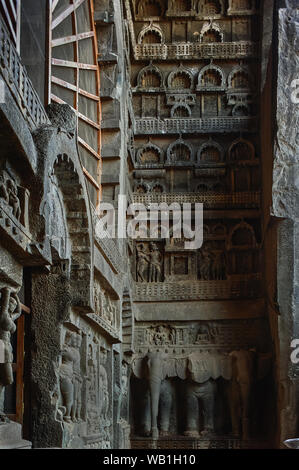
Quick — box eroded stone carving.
[0,288,21,420]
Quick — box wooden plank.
[78,111,100,130]
[51,0,85,30]
[21,303,31,314]
[51,57,98,70]
[52,0,60,13]
[83,167,100,189]
[78,136,101,159]
[51,30,94,47]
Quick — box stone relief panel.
[54,319,114,449]
[0,287,22,420]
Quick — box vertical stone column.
[273,5,299,446]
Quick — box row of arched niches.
[133,0,258,20]
[135,63,253,94]
[134,137,258,167]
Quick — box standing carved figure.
[0,288,21,420]
[59,331,75,423]
[71,333,83,423]
[99,348,109,422]
[228,349,256,440]
[136,244,150,282]
[0,173,8,203]
[199,246,212,280]
[149,243,162,282]
[6,179,21,220]
[211,251,226,280]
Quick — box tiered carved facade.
[126,0,274,449]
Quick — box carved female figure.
[136,244,150,282]
[99,348,109,423]
[59,331,75,423]
[71,333,83,423]
[0,287,21,418]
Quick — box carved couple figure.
[0,172,21,220]
[137,243,162,282]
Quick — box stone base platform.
[0,421,31,449]
[131,435,273,450]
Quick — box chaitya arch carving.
[136,142,164,165]
[197,0,224,18]
[168,66,194,91]
[200,22,223,43]
[228,138,255,162]
[171,103,192,118]
[138,23,164,44]
[227,0,256,15]
[166,138,194,165]
[137,63,164,90]
[227,221,257,250]
[197,64,226,90]
[136,0,164,18]
[228,66,252,91]
[197,140,224,164]
[232,103,250,116]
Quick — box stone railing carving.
[95,236,124,274]
[134,117,257,134]
[134,41,257,61]
[133,276,262,301]
[132,191,261,209]
[0,14,50,130]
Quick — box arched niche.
[171,103,192,118]
[228,138,255,162]
[150,181,166,193]
[137,64,163,89]
[138,24,164,44]
[227,0,256,15]
[211,223,227,236]
[136,0,164,18]
[198,0,224,18]
[168,67,194,91]
[232,103,250,117]
[134,181,150,193]
[166,138,194,165]
[197,64,226,90]
[200,22,223,43]
[228,66,252,90]
[228,221,257,250]
[197,140,224,164]
[136,142,163,165]
[168,0,192,13]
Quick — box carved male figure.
[0,288,21,419]
[149,243,162,282]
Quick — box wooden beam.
[51,0,85,30]
[51,30,94,47]
[83,167,100,189]
[78,136,101,160]
[51,57,98,70]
